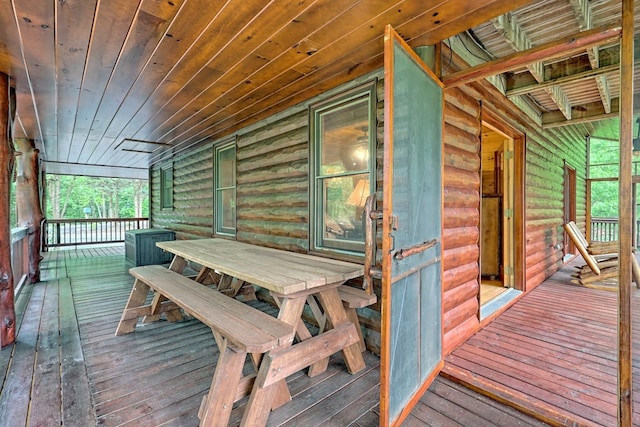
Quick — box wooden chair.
[563,221,640,288]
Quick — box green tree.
[589,139,622,218]
[45,175,148,219]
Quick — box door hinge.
[504,150,514,160]
[390,215,399,230]
[504,266,514,275]
[504,208,513,219]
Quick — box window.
[214,141,236,236]
[310,83,375,254]
[160,164,173,209]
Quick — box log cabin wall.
[235,110,309,252]
[461,78,587,288]
[439,49,588,353]
[150,55,587,356]
[523,123,587,287]
[150,144,214,239]
[441,84,483,355]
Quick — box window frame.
[213,139,237,237]
[309,81,376,256]
[160,163,174,210]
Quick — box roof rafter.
[542,98,619,128]
[493,12,572,119]
[506,63,619,96]
[570,0,612,114]
[443,23,622,88]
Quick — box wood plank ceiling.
[0,0,632,178]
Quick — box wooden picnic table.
[154,238,367,425]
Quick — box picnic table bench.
[116,265,295,426]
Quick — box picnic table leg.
[273,295,328,377]
[249,353,291,410]
[143,291,184,323]
[344,303,366,352]
[145,255,187,322]
[316,288,366,374]
[168,255,187,273]
[200,342,247,427]
[195,266,220,285]
[115,278,149,335]
[241,296,305,425]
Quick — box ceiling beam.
[542,98,619,129]
[595,75,612,114]
[570,0,591,30]
[506,63,619,96]
[543,92,640,128]
[493,12,572,119]
[569,0,612,115]
[546,85,572,121]
[506,38,640,97]
[443,23,622,88]
[492,14,544,81]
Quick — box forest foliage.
[10,175,148,227]
[587,138,640,218]
[45,175,149,219]
[589,138,619,218]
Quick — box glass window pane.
[161,166,173,209]
[217,188,236,231]
[311,83,374,253]
[217,147,236,188]
[214,142,236,235]
[322,174,369,242]
[319,99,369,174]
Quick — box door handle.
[393,239,438,261]
[364,194,382,294]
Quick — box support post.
[15,138,44,283]
[618,0,634,424]
[0,72,16,348]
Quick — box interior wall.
[480,127,505,280]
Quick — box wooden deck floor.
[444,257,640,427]
[0,245,549,426]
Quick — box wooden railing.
[11,227,29,297]
[590,217,640,246]
[43,218,149,250]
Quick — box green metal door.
[380,25,444,427]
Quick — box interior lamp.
[347,126,369,170]
[346,179,370,208]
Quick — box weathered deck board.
[404,376,549,427]
[0,282,45,426]
[443,257,640,427]
[29,280,63,427]
[59,277,102,427]
[0,245,550,426]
